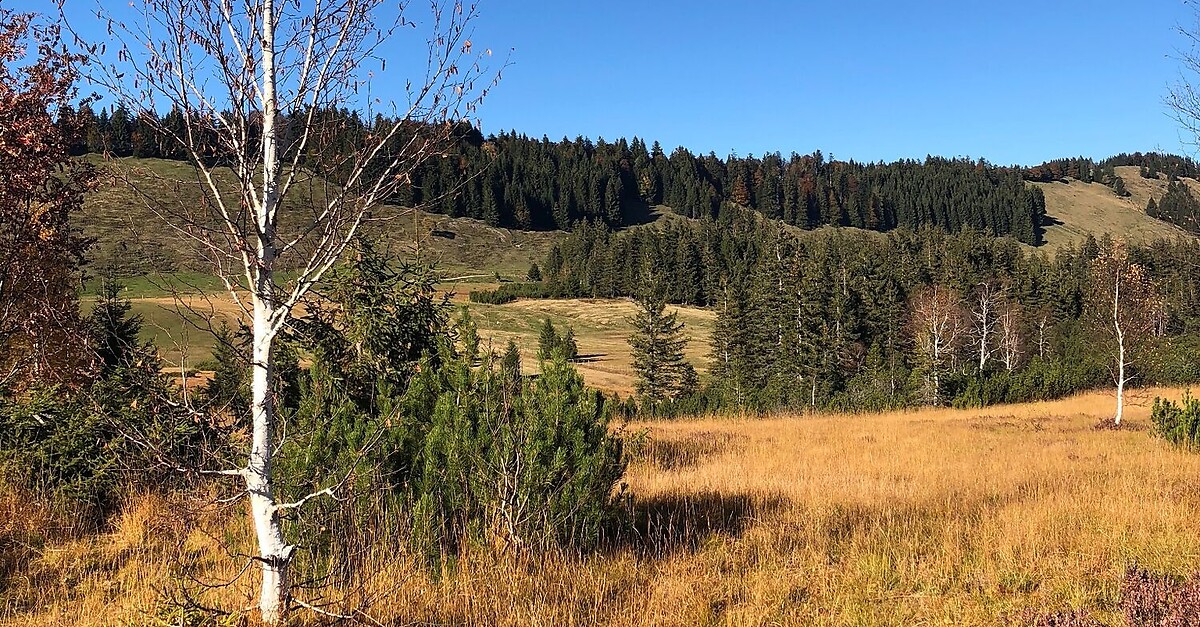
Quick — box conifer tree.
[561,327,579,361]
[538,318,560,361]
[628,287,691,404]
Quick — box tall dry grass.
[4,388,1200,626]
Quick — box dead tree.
[996,299,1025,372]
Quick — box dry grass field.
[466,297,715,396]
[5,387,1200,626]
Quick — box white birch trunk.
[248,3,293,621]
[1113,272,1125,425]
[248,304,292,623]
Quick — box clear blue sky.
[32,0,1200,166]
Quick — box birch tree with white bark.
[996,299,1025,372]
[969,281,1003,372]
[1088,239,1158,426]
[907,284,966,406]
[66,0,496,622]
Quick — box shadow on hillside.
[571,353,606,363]
[620,491,788,557]
[1042,213,1064,227]
[619,198,659,228]
[1033,213,1063,246]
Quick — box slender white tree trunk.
[249,2,292,621]
[1116,335,1125,425]
[248,302,292,623]
[1113,271,1125,425]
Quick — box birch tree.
[67,1,495,622]
[996,299,1025,372]
[1088,239,1158,425]
[908,284,965,406]
[969,281,1002,372]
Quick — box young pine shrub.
[274,239,628,573]
[1151,392,1200,449]
[404,328,627,560]
[0,279,211,521]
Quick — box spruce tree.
[538,317,560,361]
[561,327,579,361]
[87,276,143,374]
[628,288,691,404]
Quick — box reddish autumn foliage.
[0,9,94,390]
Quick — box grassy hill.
[79,156,558,281]
[75,156,1197,389]
[1035,165,1195,249]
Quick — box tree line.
[62,103,1046,243]
[495,210,1200,414]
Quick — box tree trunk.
[1113,272,1125,426]
[1116,337,1125,425]
[247,304,292,623]
[250,2,291,621]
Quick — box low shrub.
[1151,392,1200,449]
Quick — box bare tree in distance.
[996,299,1025,372]
[62,0,500,622]
[1170,1,1200,154]
[969,281,1003,372]
[907,284,966,406]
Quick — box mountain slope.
[1036,165,1195,249]
[79,157,557,279]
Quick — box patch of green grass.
[129,301,223,368]
[82,271,229,298]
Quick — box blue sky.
[33,1,1200,165]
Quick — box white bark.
[910,285,965,406]
[247,3,293,619]
[1113,270,1125,425]
[73,1,493,619]
[997,302,1023,372]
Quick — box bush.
[0,281,211,520]
[402,343,627,559]
[468,281,563,304]
[1151,392,1200,449]
[276,240,628,568]
[1121,565,1200,626]
[949,357,1108,409]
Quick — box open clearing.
[467,297,715,396]
[1036,165,1195,249]
[114,287,715,395]
[5,388,1198,625]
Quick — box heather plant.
[1121,565,1200,626]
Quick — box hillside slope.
[79,158,1200,280]
[79,157,557,279]
[1036,165,1195,249]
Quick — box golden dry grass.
[5,388,1200,626]
[1036,166,1194,250]
[468,297,716,396]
